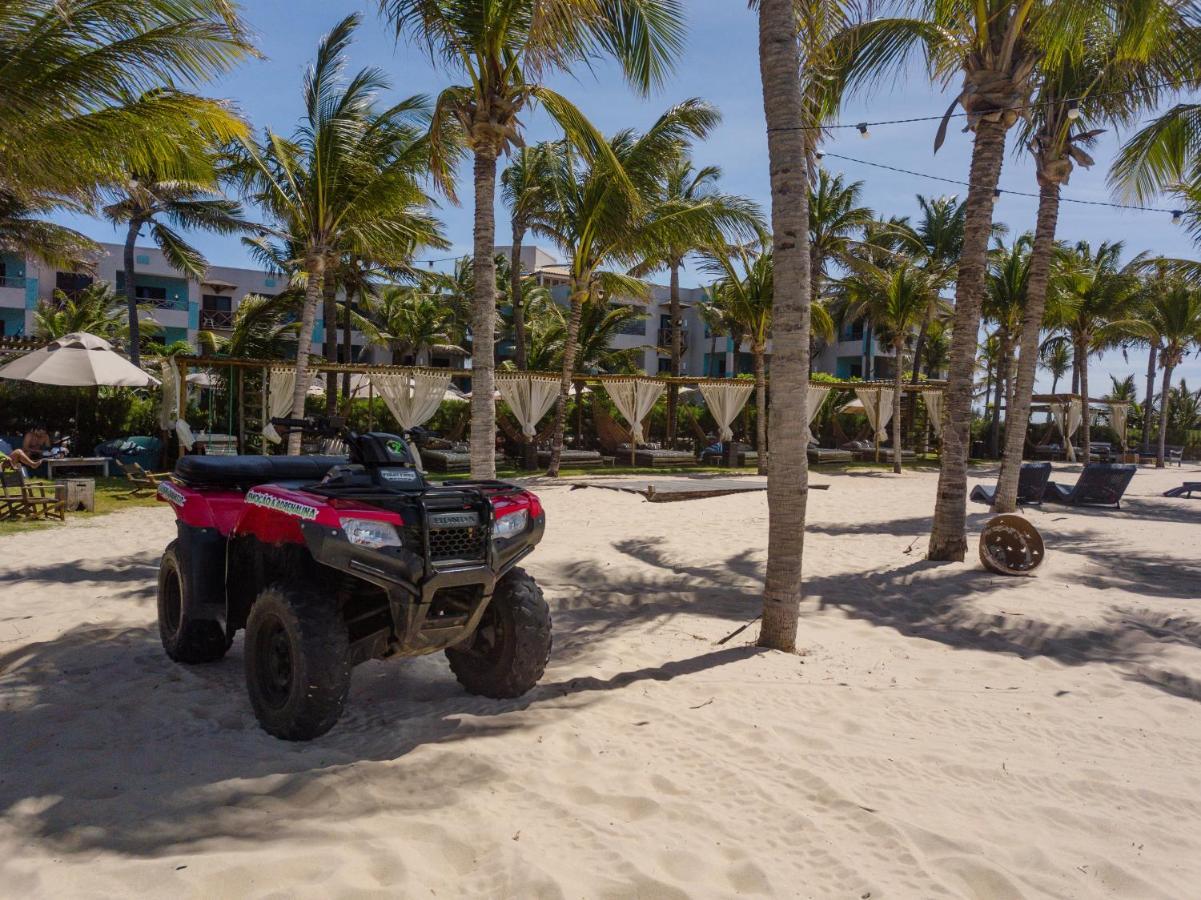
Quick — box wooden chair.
[0,461,66,521]
[114,459,172,497]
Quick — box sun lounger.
[420,449,471,473]
[633,449,697,468]
[1044,463,1136,509]
[536,449,605,469]
[808,447,854,465]
[1163,482,1201,498]
[114,459,172,497]
[970,462,1052,506]
[1139,445,1184,466]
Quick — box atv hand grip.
[269,417,313,431]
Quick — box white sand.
[2,463,1200,898]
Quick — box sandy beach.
[2,462,1199,898]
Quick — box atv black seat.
[174,454,348,488]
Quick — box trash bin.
[59,478,95,512]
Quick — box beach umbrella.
[0,332,158,387]
[442,387,468,404]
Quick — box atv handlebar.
[270,416,347,438]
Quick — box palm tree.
[829,1,1094,561]
[1136,282,1201,467]
[982,235,1030,458]
[357,284,465,366]
[33,284,157,344]
[197,293,301,360]
[1048,240,1143,463]
[501,143,558,371]
[0,0,251,199]
[809,170,873,305]
[909,194,965,383]
[520,294,646,374]
[0,190,98,272]
[525,100,722,477]
[379,0,687,481]
[703,242,774,475]
[994,7,1201,512]
[103,171,251,368]
[233,15,445,454]
[1040,339,1072,394]
[635,156,763,444]
[842,262,937,473]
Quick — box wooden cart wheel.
[979,514,1045,576]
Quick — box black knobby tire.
[446,568,551,699]
[243,583,350,741]
[157,540,231,664]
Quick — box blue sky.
[51,0,1201,392]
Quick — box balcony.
[0,275,27,290]
[657,327,689,353]
[200,309,234,329]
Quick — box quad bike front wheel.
[157,541,232,664]
[244,583,351,740]
[446,568,552,699]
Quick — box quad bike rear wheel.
[244,583,351,740]
[446,568,551,698]
[157,541,232,664]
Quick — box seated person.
[5,426,52,471]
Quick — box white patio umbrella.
[0,332,158,387]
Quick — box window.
[55,272,93,296]
[200,294,233,328]
[202,294,232,312]
[657,357,672,373]
[841,320,865,342]
[136,284,167,302]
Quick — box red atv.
[155,416,551,740]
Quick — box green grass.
[0,476,161,537]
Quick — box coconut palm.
[1136,281,1201,467]
[102,171,252,368]
[232,15,446,453]
[379,0,687,480]
[0,190,97,272]
[1047,240,1144,463]
[908,194,966,383]
[0,0,251,199]
[827,1,1102,560]
[982,235,1031,458]
[357,284,465,366]
[521,294,646,374]
[703,242,774,475]
[994,7,1201,512]
[1040,338,1072,394]
[635,156,763,445]
[197,292,301,360]
[34,284,160,344]
[842,261,937,473]
[809,170,873,303]
[525,100,723,477]
[501,143,559,370]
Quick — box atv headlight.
[492,509,528,540]
[341,518,403,550]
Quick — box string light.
[821,151,1185,221]
[1066,99,1081,120]
[857,122,870,139]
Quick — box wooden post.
[237,367,245,453]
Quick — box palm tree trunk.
[753,343,768,476]
[756,0,812,652]
[322,272,338,415]
[994,182,1060,512]
[666,261,681,446]
[989,333,1006,458]
[1157,361,1173,468]
[1078,338,1091,464]
[123,220,143,368]
[470,148,499,480]
[1142,342,1157,454]
[341,284,355,405]
[893,342,904,474]
[547,285,587,477]
[510,225,528,370]
[929,118,1008,562]
[288,255,325,455]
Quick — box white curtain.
[604,379,665,444]
[854,387,894,442]
[497,374,559,437]
[371,371,452,431]
[1065,398,1083,461]
[921,389,943,439]
[806,384,831,444]
[159,360,179,430]
[1109,402,1129,451]
[263,368,297,444]
[699,381,754,441]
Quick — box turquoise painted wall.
[164,326,189,346]
[1,252,26,284]
[0,308,25,336]
[24,276,38,309]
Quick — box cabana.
[1028,394,1133,463]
